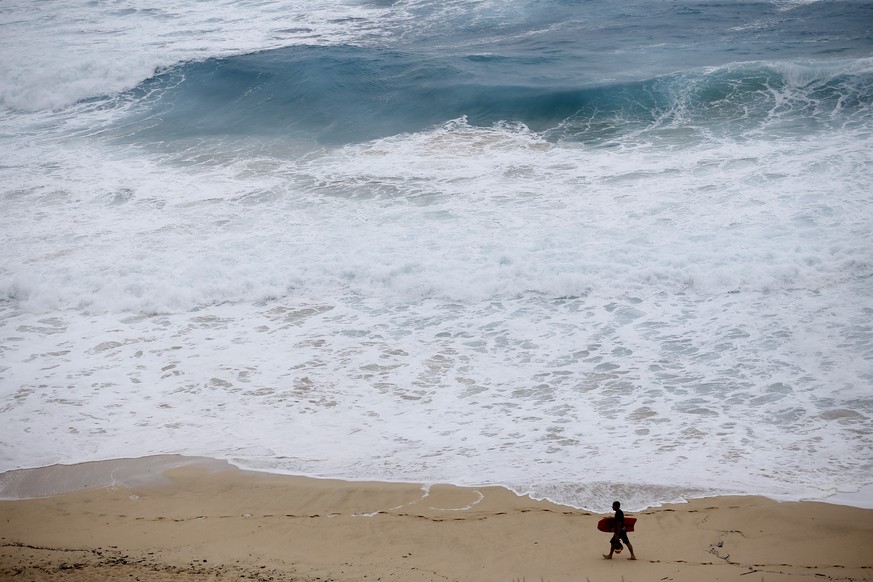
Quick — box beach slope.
[1,457,871,581]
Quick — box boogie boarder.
[603,501,636,560]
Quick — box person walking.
[603,501,636,560]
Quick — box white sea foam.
[2,115,872,510]
[0,0,399,112]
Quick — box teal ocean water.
[1,0,872,510]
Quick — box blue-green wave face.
[102,0,873,146]
[122,47,872,145]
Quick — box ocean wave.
[112,48,873,146]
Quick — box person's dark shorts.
[617,529,630,544]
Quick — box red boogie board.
[597,516,636,532]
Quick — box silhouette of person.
[603,501,636,560]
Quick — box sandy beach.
[1,456,871,582]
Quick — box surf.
[105,48,873,148]
[2,0,872,512]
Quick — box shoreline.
[3,454,873,511]
[2,456,872,581]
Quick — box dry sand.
[1,456,871,582]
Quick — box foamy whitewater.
[1,0,872,511]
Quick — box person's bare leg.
[626,541,636,560]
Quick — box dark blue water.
[118,0,873,145]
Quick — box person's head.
[612,501,621,510]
